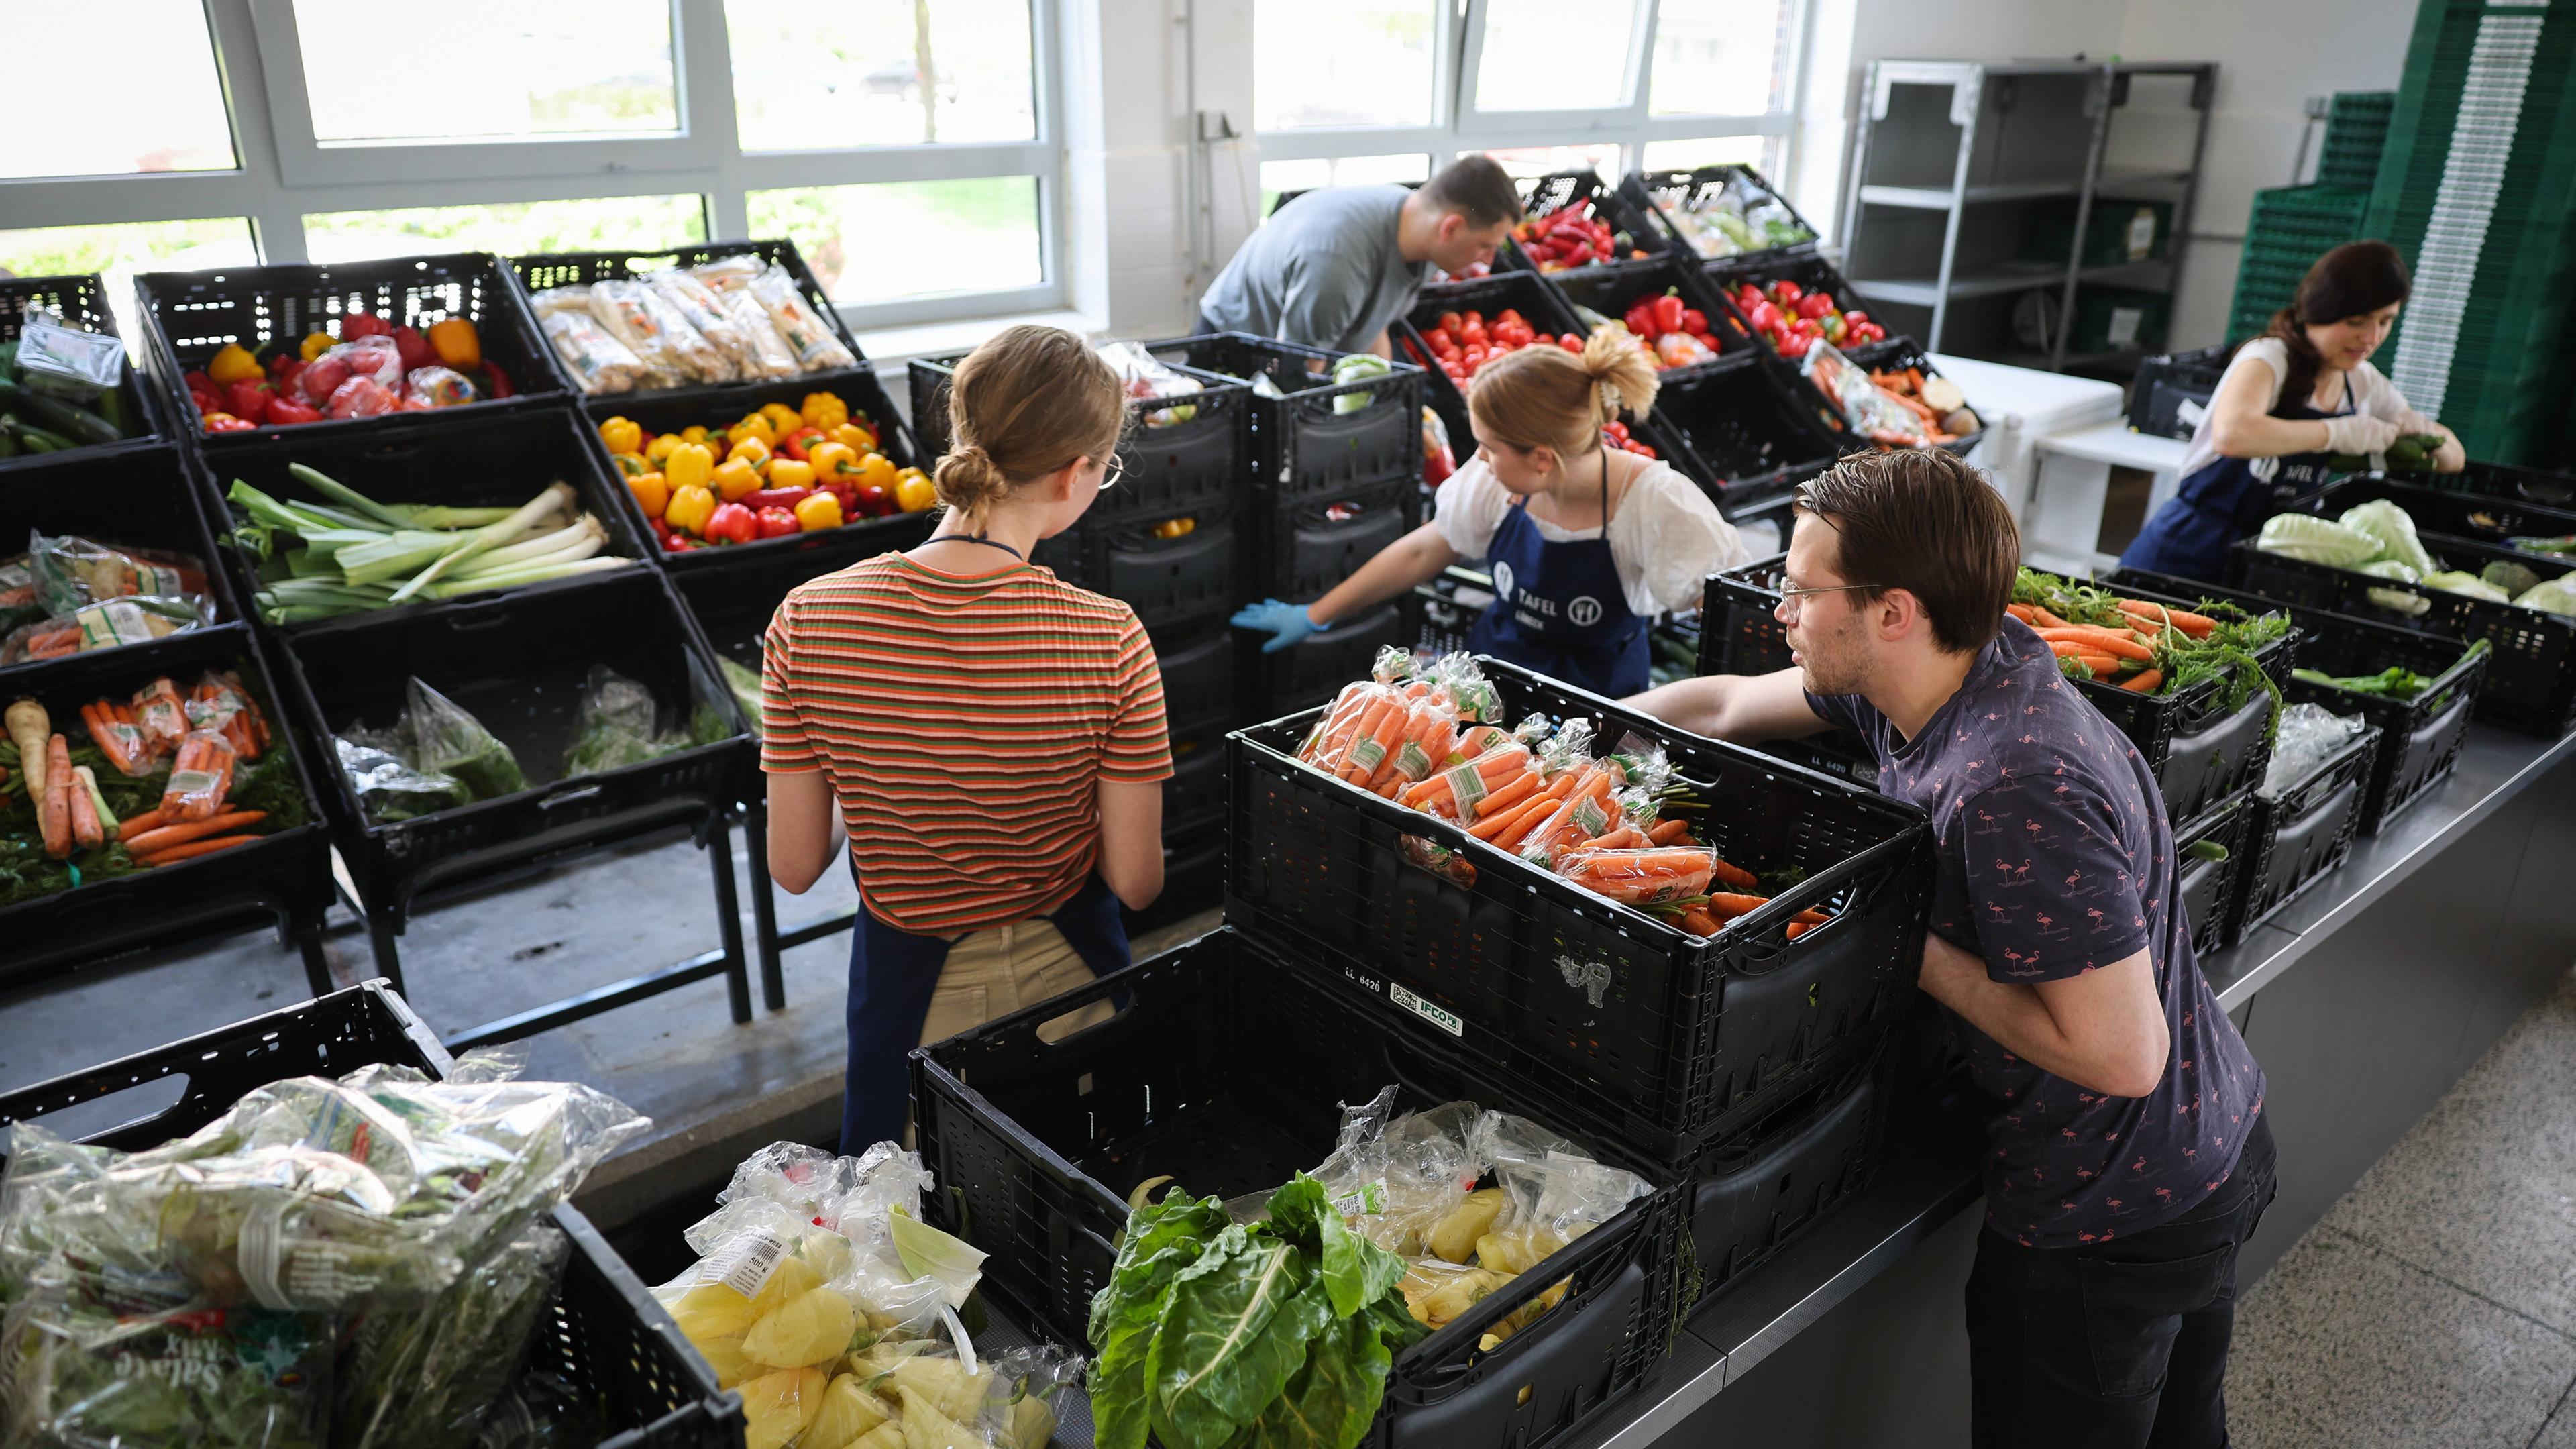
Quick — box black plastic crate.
[0,443,242,689]
[1228,656,1933,1164]
[1395,270,1585,454]
[1165,724,1230,834]
[1151,614,1240,738]
[580,369,932,568]
[1837,337,1982,459]
[2175,793,2251,957]
[1415,569,1489,657]
[280,568,747,921]
[2126,344,2233,441]
[1699,253,1877,356]
[1704,558,2288,825]
[2106,568,2487,835]
[1167,331,1424,504]
[1622,166,1825,266]
[2237,723,2379,939]
[135,252,561,449]
[1497,169,1682,285]
[1265,476,1424,601]
[1255,598,1413,717]
[1651,360,1848,512]
[2289,474,2576,551]
[1752,729,1884,793]
[908,341,1250,525]
[2407,458,2576,508]
[1681,1044,1888,1313]
[1538,254,1756,380]
[1,272,160,474]
[1032,510,1239,630]
[2228,531,2576,736]
[510,238,867,415]
[0,623,335,991]
[198,400,655,637]
[0,981,744,1449]
[912,927,1681,1449]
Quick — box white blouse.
[2176,338,2436,480]
[1432,453,1748,617]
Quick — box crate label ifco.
[1388,983,1464,1038]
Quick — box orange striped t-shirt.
[760,553,1172,934]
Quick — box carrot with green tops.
[1786,922,1813,939]
[2118,599,2216,637]
[117,808,170,841]
[1705,891,1772,917]
[1680,908,1722,938]
[137,835,260,865]
[38,735,73,860]
[1585,825,1650,851]
[1302,682,1380,765]
[2067,653,2121,676]
[66,752,101,850]
[1458,768,1543,823]
[122,810,268,858]
[1491,773,1582,851]
[159,733,235,822]
[2121,669,2163,693]
[1471,780,1568,841]
[2006,603,2040,624]
[2037,627,2154,663]
[1517,762,1625,860]
[1709,856,1758,891]
[1340,696,1412,783]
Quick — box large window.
[1252,0,1805,209]
[3,0,1062,331]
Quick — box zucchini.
[0,379,119,447]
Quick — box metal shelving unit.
[1837,60,2218,374]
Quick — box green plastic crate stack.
[2227,185,2373,340]
[2317,91,2398,191]
[2363,0,2576,465]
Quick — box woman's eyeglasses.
[1097,455,1127,490]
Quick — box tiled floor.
[2230,968,2576,1449]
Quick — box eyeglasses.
[1097,455,1126,490]
[1776,581,1881,620]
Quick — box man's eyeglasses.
[1776,581,1881,619]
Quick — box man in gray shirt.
[1197,156,1523,356]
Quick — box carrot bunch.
[63,670,282,867]
[2004,596,2219,695]
[78,672,272,777]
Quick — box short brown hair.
[1794,449,2018,653]
[1420,156,1523,230]
[934,325,1126,523]
[1469,325,1660,459]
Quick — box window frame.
[0,0,1066,331]
[1252,0,1806,193]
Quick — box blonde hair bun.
[1467,325,1662,459]
[936,325,1127,523]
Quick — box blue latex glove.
[1232,598,1324,653]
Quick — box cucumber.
[0,379,118,446]
[4,419,75,453]
[0,426,16,460]
[95,387,131,439]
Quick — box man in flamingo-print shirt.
[1632,449,2271,1449]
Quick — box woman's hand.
[1232,599,1322,653]
[2432,423,2467,473]
[765,768,845,894]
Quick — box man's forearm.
[1919,932,2153,1096]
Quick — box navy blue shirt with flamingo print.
[1807,615,2266,1248]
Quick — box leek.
[384,503,523,529]
[287,462,419,531]
[419,556,629,597]
[385,484,576,604]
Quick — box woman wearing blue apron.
[761,327,1172,1154]
[2123,241,2463,583]
[1234,328,1744,696]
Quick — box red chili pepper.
[704,502,759,545]
[480,360,514,398]
[744,486,811,511]
[266,396,322,426]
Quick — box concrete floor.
[7,834,2573,1449]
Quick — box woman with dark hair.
[2122,240,2463,582]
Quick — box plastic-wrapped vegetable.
[2483,559,2544,599]
[2261,703,2365,795]
[337,1224,572,1449]
[2337,500,2438,576]
[2355,558,2432,616]
[405,678,526,801]
[590,279,730,386]
[647,268,761,378]
[561,665,727,777]
[2256,513,2381,567]
[745,266,857,372]
[530,287,651,394]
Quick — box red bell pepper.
[1679,308,1707,335]
[266,396,322,426]
[1746,300,1782,335]
[853,484,894,517]
[1770,280,1803,307]
[392,326,435,372]
[1652,294,1687,336]
[755,506,802,539]
[225,379,274,425]
[1558,334,1585,354]
[663,531,702,552]
[1624,303,1656,338]
[704,502,759,545]
[776,427,822,462]
[1796,292,1837,321]
[341,312,392,339]
[1780,332,1815,359]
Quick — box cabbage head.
[2258,513,2381,567]
[2514,577,2576,616]
[2339,499,2439,576]
[2423,570,2511,602]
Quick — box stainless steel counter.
[1568,722,2576,1449]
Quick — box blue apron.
[1466,457,1650,696]
[841,873,1132,1154]
[837,529,1133,1155]
[2121,386,2355,584]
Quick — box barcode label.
[709,1230,791,1298]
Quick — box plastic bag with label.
[590,278,731,385]
[405,676,527,802]
[1308,1092,1484,1258]
[300,335,405,408]
[1802,340,1933,447]
[402,365,478,409]
[561,664,714,777]
[530,286,651,394]
[746,266,857,372]
[15,308,123,402]
[336,1223,571,1449]
[1097,341,1203,428]
[647,268,763,379]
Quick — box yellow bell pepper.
[207,343,262,386]
[728,435,771,468]
[855,453,898,492]
[794,490,845,531]
[732,413,777,449]
[612,452,650,478]
[665,441,715,493]
[713,457,763,502]
[598,416,643,455]
[682,425,710,445]
[665,483,717,537]
[807,441,859,479]
[645,433,683,464]
[894,469,936,513]
[629,470,670,521]
[767,458,816,490]
[428,317,481,369]
[299,331,336,362]
[800,392,849,432]
[828,421,877,453]
[759,402,803,437]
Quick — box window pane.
[1650,0,1793,116]
[749,179,1042,305]
[1473,0,1645,112]
[294,1,676,144]
[1254,0,1439,130]
[1483,144,1623,181]
[0,219,258,345]
[726,0,1036,149]
[1259,154,1429,216]
[1641,136,1775,173]
[3,4,233,178]
[302,197,708,265]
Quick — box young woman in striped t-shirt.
[762,325,1171,1152]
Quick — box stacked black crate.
[911,342,1251,930]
